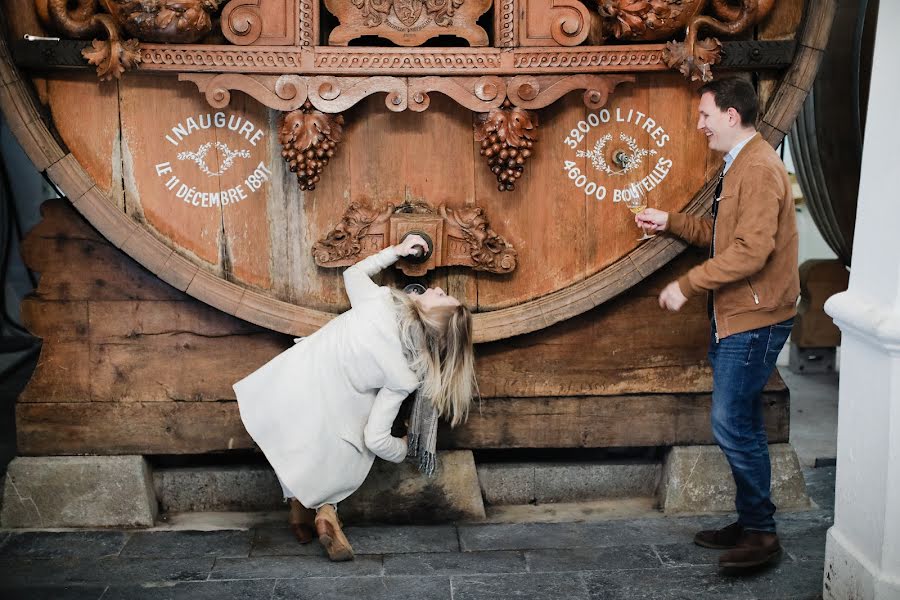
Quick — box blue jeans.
[708,317,793,533]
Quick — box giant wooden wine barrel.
[1,0,834,456]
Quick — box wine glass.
[623,193,655,241]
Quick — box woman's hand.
[394,234,429,258]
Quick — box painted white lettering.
[155,162,172,176]
[249,130,264,146]
[214,112,226,128]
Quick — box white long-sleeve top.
[234,248,420,508]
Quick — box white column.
[823,2,900,598]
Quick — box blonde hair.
[389,289,477,427]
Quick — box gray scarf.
[406,390,438,477]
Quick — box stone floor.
[0,466,835,600]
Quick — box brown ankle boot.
[718,530,782,569]
[694,522,744,549]
[288,499,316,544]
[315,504,354,562]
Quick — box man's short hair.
[698,78,759,127]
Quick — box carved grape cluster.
[475,100,538,192]
[279,101,344,191]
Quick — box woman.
[233,234,476,561]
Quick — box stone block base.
[477,462,661,505]
[152,451,485,524]
[659,444,812,515]
[1,456,157,528]
[340,451,485,524]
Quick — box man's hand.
[659,281,688,312]
[636,208,669,232]
[395,234,429,258]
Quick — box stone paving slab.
[0,466,835,600]
[341,524,459,554]
[0,556,214,586]
[740,557,826,600]
[209,555,383,580]
[273,575,452,600]
[120,530,252,559]
[583,566,758,600]
[451,572,591,600]
[526,545,662,572]
[0,531,127,559]
[458,518,695,552]
[105,580,278,600]
[383,550,526,576]
[251,526,325,557]
[0,584,107,600]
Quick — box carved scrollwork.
[549,0,591,47]
[408,76,506,112]
[179,73,309,111]
[307,75,409,112]
[221,1,263,45]
[314,201,516,275]
[507,74,633,110]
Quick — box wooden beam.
[17,388,788,455]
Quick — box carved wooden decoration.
[279,101,344,191]
[42,0,221,78]
[322,0,492,47]
[221,0,306,46]
[475,100,537,192]
[180,73,634,114]
[594,0,777,82]
[313,201,516,277]
[519,0,592,47]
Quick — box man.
[637,77,799,570]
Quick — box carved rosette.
[314,201,516,276]
[279,100,345,192]
[474,100,538,192]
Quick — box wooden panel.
[476,252,712,398]
[218,91,273,290]
[266,106,351,311]
[16,402,255,455]
[87,300,287,402]
[46,74,122,201]
[474,95,588,309]
[20,201,184,302]
[16,386,788,455]
[119,74,223,269]
[441,389,789,449]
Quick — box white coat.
[233,248,420,508]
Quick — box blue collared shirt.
[723,133,756,174]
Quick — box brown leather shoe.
[694,522,744,549]
[288,499,316,544]
[718,530,782,569]
[315,505,354,562]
